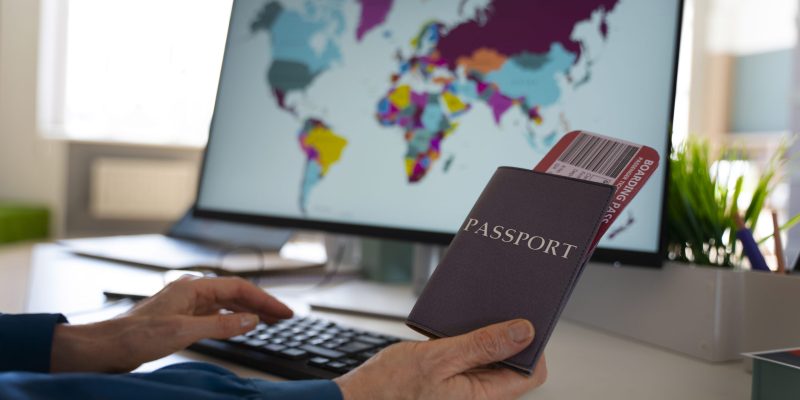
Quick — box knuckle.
[404,342,435,383]
[412,340,451,376]
[167,278,192,293]
[227,276,249,295]
[225,276,247,286]
[217,314,238,335]
[472,329,503,360]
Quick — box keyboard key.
[355,335,387,346]
[323,361,348,372]
[339,358,358,366]
[300,344,345,359]
[263,344,286,353]
[308,357,329,366]
[228,335,248,343]
[245,339,267,347]
[279,348,308,360]
[337,341,374,354]
[285,341,302,348]
[329,337,349,345]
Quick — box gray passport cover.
[406,167,614,373]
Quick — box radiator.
[90,158,197,220]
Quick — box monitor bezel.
[194,0,684,268]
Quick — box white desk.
[0,243,752,399]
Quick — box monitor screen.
[196,0,682,265]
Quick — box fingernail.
[241,314,258,328]
[508,320,534,343]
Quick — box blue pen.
[735,213,770,272]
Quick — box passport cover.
[406,167,614,373]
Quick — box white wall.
[788,7,800,266]
[0,0,66,236]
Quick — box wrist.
[333,374,362,400]
[334,377,355,400]
[50,321,125,373]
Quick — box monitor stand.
[411,243,445,295]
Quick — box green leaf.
[757,212,800,244]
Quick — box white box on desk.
[563,262,800,362]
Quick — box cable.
[216,240,348,290]
[217,244,267,284]
[312,240,346,288]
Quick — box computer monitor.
[195,0,683,266]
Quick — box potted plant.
[667,137,799,268]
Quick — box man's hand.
[51,276,293,373]
[335,319,547,400]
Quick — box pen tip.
[733,212,745,229]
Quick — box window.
[38,0,232,147]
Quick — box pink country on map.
[355,0,393,41]
[377,0,618,183]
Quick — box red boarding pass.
[534,130,660,249]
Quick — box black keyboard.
[189,315,403,380]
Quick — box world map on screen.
[250,0,619,213]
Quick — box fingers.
[430,319,535,376]
[466,354,548,399]
[177,312,260,342]
[190,277,294,321]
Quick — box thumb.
[434,319,534,375]
[178,312,259,341]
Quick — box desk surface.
[0,243,751,399]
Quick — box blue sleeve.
[0,362,343,400]
[0,314,68,373]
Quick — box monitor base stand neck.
[412,243,446,295]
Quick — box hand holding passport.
[407,131,659,374]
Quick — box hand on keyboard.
[334,319,547,400]
[52,276,292,373]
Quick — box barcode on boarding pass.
[547,132,640,184]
